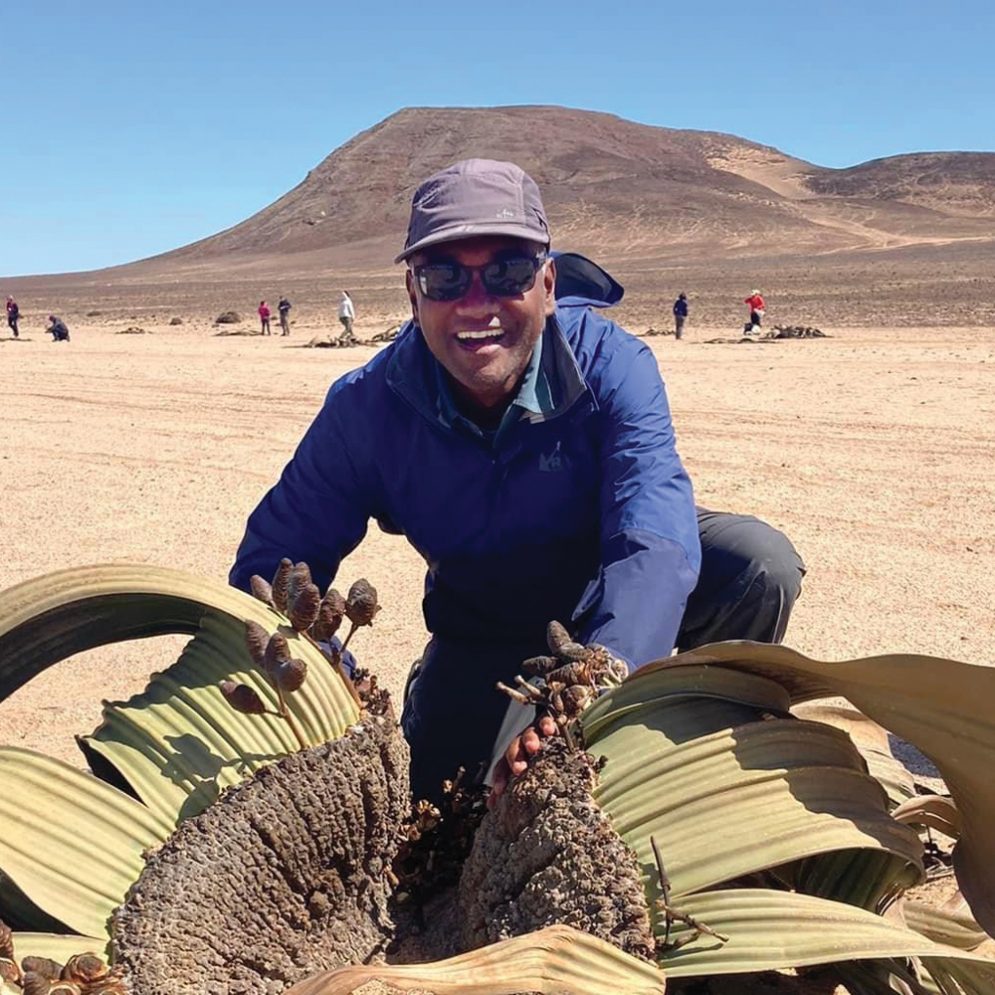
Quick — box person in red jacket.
[258,300,272,336]
[744,289,765,333]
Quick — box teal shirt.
[433,331,555,447]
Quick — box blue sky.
[3,0,994,276]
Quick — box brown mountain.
[138,105,995,278]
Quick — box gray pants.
[674,314,686,339]
[402,507,805,800]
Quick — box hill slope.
[133,106,995,277]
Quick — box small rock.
[169,317,183,326]
[214,311,242,325]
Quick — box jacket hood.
[551,251,624,309]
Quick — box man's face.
[406,235,556,413]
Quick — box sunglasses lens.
[482,256,540,296]
[416,255,543,301]
[418,263,471,301]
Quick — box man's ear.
[543,257,557,316]
[405,268,420,324]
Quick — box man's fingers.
[521,726,542,756]
[488,762,509,809]
[490,715,565,808]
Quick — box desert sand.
[1,306,992,765]
[1,302,993,994]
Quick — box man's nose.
[457,270,495,309]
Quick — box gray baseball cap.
[395,158,550,264]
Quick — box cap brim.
[394,222,550,264]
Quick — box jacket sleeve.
[572,335,701,668]
[229,391,373,595]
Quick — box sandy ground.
[2,315,992,754]
[1,313,993,990]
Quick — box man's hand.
[487,714,557,809]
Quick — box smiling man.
[230,159,804,801]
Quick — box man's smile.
[455,317,507,348]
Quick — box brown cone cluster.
[500,620,628,749]
[0,931,128,994]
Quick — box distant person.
[673,292,688,339]
[743,289,765,334]
[337,291,355,343]
[47,315,70,342]
[6,296,19,338]
[278,296,292,336]
[258,300,272,336]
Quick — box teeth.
[457,329,504,341]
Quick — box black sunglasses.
[413,253,547,302]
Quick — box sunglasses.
[413,253,547,302]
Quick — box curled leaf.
[219,680,267,716]
[271,558,294,612]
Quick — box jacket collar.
[385,310,591,437]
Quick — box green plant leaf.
[81,614,359,826]
[8,930,109,964]
[904,899,989,952]
[587,685,922,905]
[0,564,358,715]
[632,642,995,936]
[792,700,916,809]
[657,888,995,993]
[0,747,171,939]
[0,564,361,826]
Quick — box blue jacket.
[673,296,688,317]
[230,256,701,669]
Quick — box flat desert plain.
[1,307,993,993]
[2,310,992,766]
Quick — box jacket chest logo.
[538,442,565,473]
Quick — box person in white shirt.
[338,291,356,343]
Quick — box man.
[278,296,292,336]
[47,315,70,342]
[231,159,804,802]
[6,296,19,338]
[337,291,355,343]
[744,289,765,334]
[673,291,688,339]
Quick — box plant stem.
[340,621,358,654]
[275,684,308,751]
